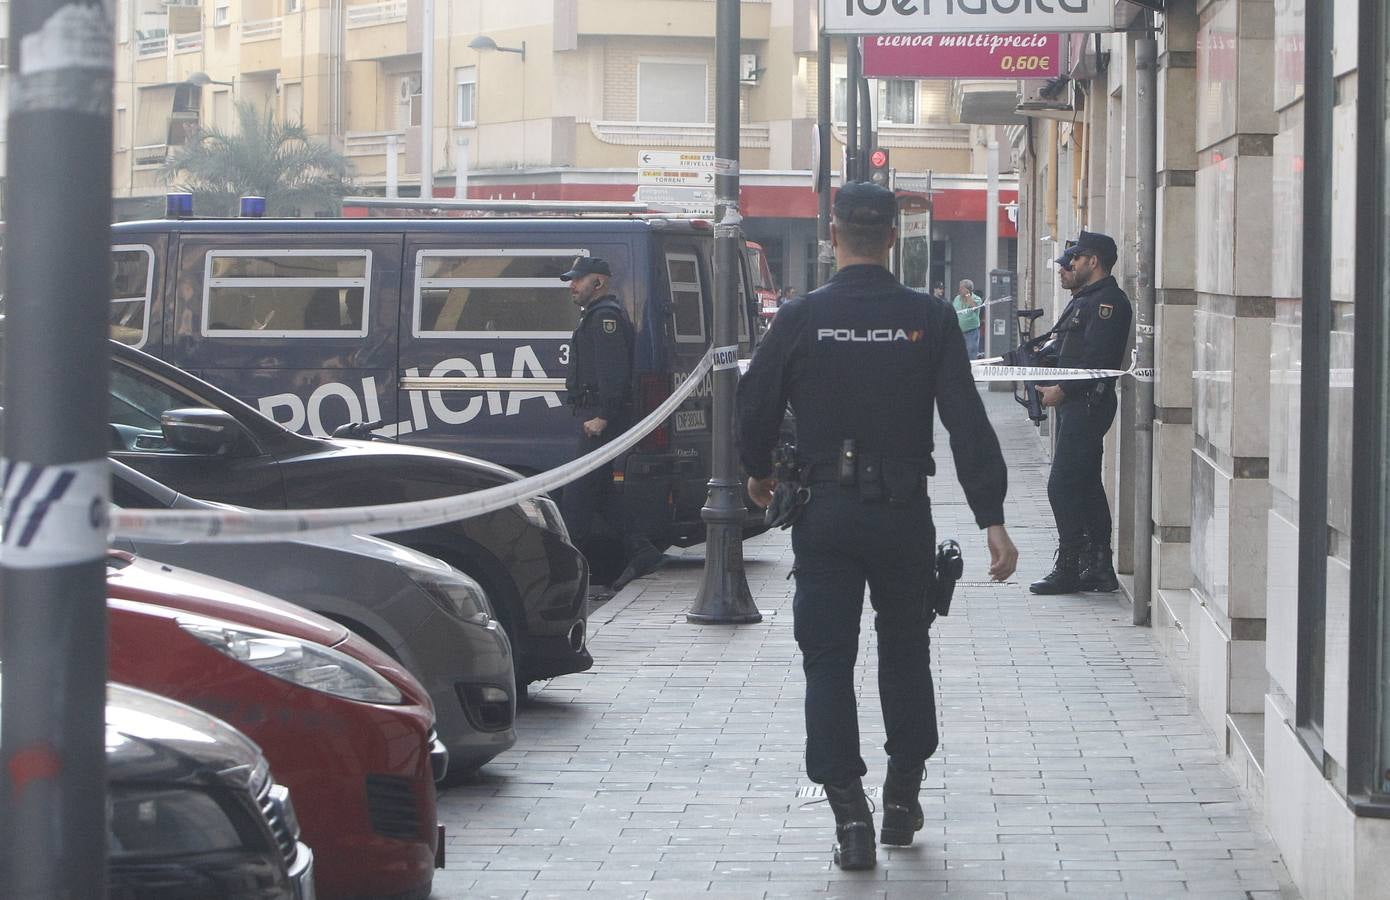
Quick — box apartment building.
[69,0,1017,291]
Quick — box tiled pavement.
[433,390,1298,899]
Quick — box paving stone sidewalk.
[433,389,1297,899]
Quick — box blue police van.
[107,201,761,567]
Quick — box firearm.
[1003,308,1057,427]
[764,442,810,529]
[931,540,964,617]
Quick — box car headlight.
[400,564,492,625]
[108,787,245,858]
[179,618,403,704]
[517,495,569,539]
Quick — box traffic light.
[868,148,891,187]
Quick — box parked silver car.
[110,460,517,776]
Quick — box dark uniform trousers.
[1047,388,1118,549]
[793,487,938,784]
[561,409,632,549]
[736,264,1008,788]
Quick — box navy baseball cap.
[560,256,612,281]
[1055,230,1118,267]
[833,182,898,226]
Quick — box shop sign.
[862,32,1060,79]
[823,0,1116,35]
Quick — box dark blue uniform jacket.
[1050,275,1133,399]
[566,295,635,422]
[736,264,1008,529]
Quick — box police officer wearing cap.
[1029,231,1133,595]
[559,256,664,590]
[738,182,1019,872]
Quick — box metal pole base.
[688,482,761,624]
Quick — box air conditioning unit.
[739,53,762,84]
[1015,76,1079,121]
[399,75,422,101]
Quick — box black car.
[105,340,590,686]
[106,681,313,899]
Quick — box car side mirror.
[161,408,253,457]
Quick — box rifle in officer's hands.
[764,442,810,529]
[1003,308,1058,427]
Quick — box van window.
[110,245,155,348]
[666,252,706,344]
[202,249,371,338]
[413,249,581,338]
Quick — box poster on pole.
[823,1,1116,35]
[863,32,1061,79]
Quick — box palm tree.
[163,102,353,216]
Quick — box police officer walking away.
[1029,231,1134,595]
[559,256,665,591]
[737,183,1019,871]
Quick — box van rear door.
[164,232,403,438]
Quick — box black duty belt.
[800,442,933,506]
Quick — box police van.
[107,198,761,566]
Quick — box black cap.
[1055,230,1118,267]
[560,256,612,281]
[833,182,897,226]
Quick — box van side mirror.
[161,408,254,457]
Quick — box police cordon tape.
[968,357,1156,383]
[107,349,717,543]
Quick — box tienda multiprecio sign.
[862,33,1061,79]
[822,1,1116,35]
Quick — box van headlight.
[401,565,492,625]
[179,619,403,704]
[517,495,569,539]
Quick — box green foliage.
[163,102,353,216]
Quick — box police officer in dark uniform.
[737,183,1018,871]
[559,256,664,590]
[1029,231,1133,595]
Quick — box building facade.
[67,0,1019,292]
[1004,2,1390,897]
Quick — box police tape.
[969,361,1156,383]
[108,350,717,543]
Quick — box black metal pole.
[1346,0,1388,806]
[816,29,833,287]
[1295,0,1333,739]
[688,0,759,624]
[846,37,860,183]
[858,74,874,176]
[1,0,115,896]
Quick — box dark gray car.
[110,460,517,776]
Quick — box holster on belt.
[764,442,809,529]
[929,540,964,617]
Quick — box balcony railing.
[346,0,406,28]
[345,130,407,157]
[173,32,203,53]
[134,144,168,166]
[241,17,282,41]
[830,122,972,150]
[136,35,168,58]
[588,120,770,149]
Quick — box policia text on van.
[106,208,764,569]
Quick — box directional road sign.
[637,167,717,187]
[635,184,715,217]
[638,150,715,169]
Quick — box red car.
[105,552,444,900]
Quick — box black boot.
[879,760,925,846]
[1029,546,1083,594]
[824,779,876,871]
[1078,544,1120,592]
[611,539,665,590]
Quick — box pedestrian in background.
[932,283,946,300]
[954,278,984,359]
[1029,231,1133,596]
[737,183,1018,872]
[559,256,665,591]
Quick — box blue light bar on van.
[240,196,267,218]
[165,193,193,218]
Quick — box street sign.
[635,185,716,217]
[638,167,718,187]
[822,0,1116,35]
[637,150,715,169]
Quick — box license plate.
[674,409,707,432]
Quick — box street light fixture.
[185,71,234,88]
[468,35,526,60]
